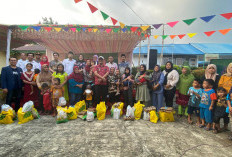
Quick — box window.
[189,58,196,66]
[176,58,183,65]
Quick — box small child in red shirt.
[41,83,52,114]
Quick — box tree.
[38,17,58,24]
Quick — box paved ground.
[0,114,232,157]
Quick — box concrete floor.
[0,115,232,157]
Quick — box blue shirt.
[68,79,84,94]
[187,87,203,107]
[118,61,130,75]
[199,89,216,109]
[226,94,231,113]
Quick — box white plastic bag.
[143,111,150,121]
[58,97,66,106]
[126,105,135,118]
[22,101,34,112]
[56,108,68,124]
[86,111,94,122]
[1,104,12,111]
[113,108,121,119]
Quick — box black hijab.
[163,61,173,85]
[140,64,147,75]
[124,67,131,78]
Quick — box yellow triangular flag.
[93,28,98,32]
[140,25,150,31]
[119,22,125,28]
[54,27,62,32]
[187,33,197,38]
[153,35,159,39]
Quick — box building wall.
[0,51,6,73]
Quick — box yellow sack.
[74,100,86,114]
[17,107,34,124]
[96,102,106,120]
[0,109,14,124]
[134,101,145,120]
[150,111,158,123]
[66,107,77,120]
[118,102,124,116]
[159,111,175,122]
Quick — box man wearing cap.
[35,52,42,63]
[93,56,109,104]
[106,56,118,70]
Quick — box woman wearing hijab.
[68,65,84,107]
[135,64,151,107]
[40,56,49,67]
[163,61,179,107]
[176,66,195,116]
[151,65,164,111]
[75,54,86,70]
[218,63,232,93]
[202,64,220,90]
[122,67,134,107]
[36,64,52,112]
[93,55,98,65]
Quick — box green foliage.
[192,68,205,79]
[39,17,58,25]
[161,65,182,74]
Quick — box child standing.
[115,69,121,96]
[41,83,52,114]
[51,78,64,116]
[199,79,217,130]
[212,87,229,134]
[187,79,202,125]
[83,84,93,108]
[31,68,40,95]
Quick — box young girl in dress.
[51,78,64,116]
[41,83,52,114]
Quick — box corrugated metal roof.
[12,44,46,51]
[133,44,204,55]
[190,43,232,54]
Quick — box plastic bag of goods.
[150,110,158,123]
[66,107,77,120]
[22,101,34,112]
[124,105,135,121]
[143,110,150,121]
[86,111,94,122]
[159,107,175,122]
[74,100,86,114]
[58,97,67,106]
[18,107,34,124]
[0,105,15,124]
[96,102,106,120]
[31,108,40,119]
[134,101,145,120]
[113,108,121,120]
[56,106,68,124]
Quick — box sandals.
[212,129,218,134]
[204,127,212,131]
[199,124,205,128]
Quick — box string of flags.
[152,28,232,40]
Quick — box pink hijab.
[205,64,218,81]
[40,56,49,66]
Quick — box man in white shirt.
[16,52,28,72]
[62,51,76,75]
[22,53,41,72]
[106,56,118,70]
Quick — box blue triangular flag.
[200,15,216,23]
[32,26,41,31]
[122,28,127,32]
[63,27,69,32]
[82,28,87,32]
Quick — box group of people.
[2,51,232,139]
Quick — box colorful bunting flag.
[200,15,216,23]
[140,25,150,31]
[88,28,93,32]
[82,28,87,32]
[220,12,232,20]
[63,27,69,32]
[70,28,76,32]
[44,27,52,32]
[110,17,118,25]
[100,11,109,20]
[106,29,112,33]
[113,28,120,33]
[87,2,98,13]
[100,28,105,32]
[76,28,81,32]
[127,26,132,30]
[18,26,29,30]
[131,27,138,32]
[162,35,168,40]
[153,35,159,39]
[187,33,197,38]
[74,0,82,3]
[218,28,231,35]
[204,31,216,37]
[137,32,141,36]
[32,26,41,31]
[54,27,62,32]
[169,35,177,39]
[178,34,186,39]
[167,21,179,28]
[183,18,197,25]
[93,28,98,32]
[119,22,125,28]
[122,28,127,32]
[152,24,162,29]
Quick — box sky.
[0,0,231,45]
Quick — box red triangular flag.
[88,28,93,32]
[218,28,231,35]
[44,27,52,32]
[74,0,82,3]
[204,31,216,37]
[178,34,186,39]
[87,2,98,13]
[137,32,141,36]
[167,21,179,28]
[131,27,138,32]
[220,12,232,20]
[110,17,118,25]
[70,28,76,32]
[106,29,112,33]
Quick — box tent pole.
[160,24,164,65]
[138,39,141,66]
[147,36,150,69]
[6,29,12,66]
